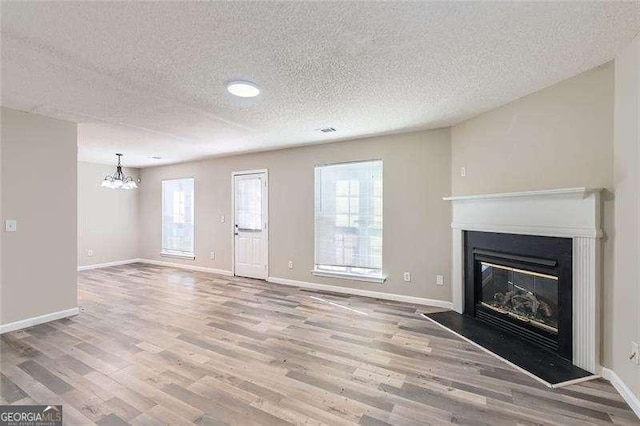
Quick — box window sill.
[161,251,195,260]
[311,269,387,284]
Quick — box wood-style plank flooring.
[1,263,637,425]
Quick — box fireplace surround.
[445,187,602,374]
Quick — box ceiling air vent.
[317,127,336,133]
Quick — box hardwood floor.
[1,263,637,425]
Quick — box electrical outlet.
[631,342,639,365]
[403,272,411,282]
[87,250,94,257]
[460,167,466,177]
[288,260,294,269]
[436,275,444,286]
[221,215,225,223]
[210,252,216,260]
[5,219,17,232]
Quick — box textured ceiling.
[1,2,639,167]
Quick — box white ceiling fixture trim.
[227,81,260,98]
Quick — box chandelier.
[101,153,138,189]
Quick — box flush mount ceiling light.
[226,81,260,98]
[101,153,137,190]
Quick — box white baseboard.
[0,307,79,334]
[138,258,233,277]
[602,367,640,418]
[78,258,142,271]
[78,257,234,277]
[267,276,453,309]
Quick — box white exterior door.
[233,171,268,279]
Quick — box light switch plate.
[5,220,17,232]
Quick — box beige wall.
[139,129,452,301]
[0,107,77,325]
[451,62,614,195]
[612,34,640,398]
[78,162,139,267]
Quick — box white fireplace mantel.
[445,187,603,373]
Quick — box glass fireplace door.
[479,262,559,334]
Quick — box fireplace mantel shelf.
[443,187,602,202]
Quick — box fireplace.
[465,231,573,360]
[446,187,602,373]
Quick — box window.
[162,178,195,258]
[314,160,384,282]
[236,177,263,231]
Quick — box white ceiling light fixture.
[226,80,260,98]
[101,153,138,189]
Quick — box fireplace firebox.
[465,231,573,360]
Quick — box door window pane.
[236,177,262,231]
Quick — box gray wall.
[78,161,139,267]
[139,129,452,301]
[1,107,77,325]
[612,34,640,399]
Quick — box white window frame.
[161,177,195,259]
[312,160,385,283]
